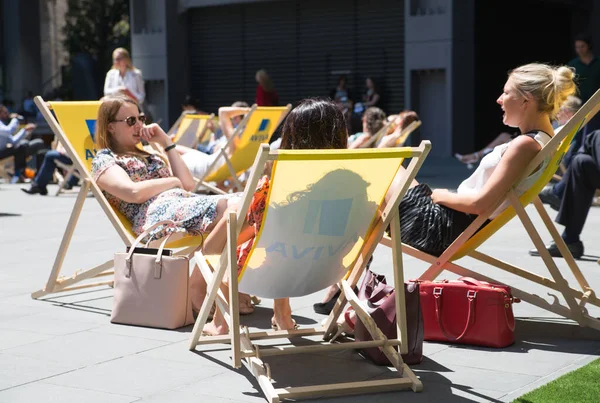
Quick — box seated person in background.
[21,142,79,195]
[347,107,386,148]
[534,129,600,259]
[455,95,582,166]
[201,97,349,335]
[376,110,420,149]
[0,104,44,183]
[177,102,250,179]
[181,95,209,115]
[195,101,249,155]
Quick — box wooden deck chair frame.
[193,104,291,195]
[188,141,432,402]
[31,97,203,299]
[0,155,14,182]
[394,120,422,147]
[381,88,600,331]
[359,120,393,148]
[170,112,215,149]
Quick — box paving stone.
[4,330,169,367]
[44,355,227,398]
[0,353,74,391]
[0,382,137,403]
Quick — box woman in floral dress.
[92,95,256,316]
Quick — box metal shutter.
[189,0,404,114]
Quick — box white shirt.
[457,131,552,218]
[103,68,145,104]
[0,118,27,150]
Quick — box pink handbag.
[111,220,195,329]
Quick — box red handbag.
[419,277,518,348]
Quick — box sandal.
[271,318,299,331]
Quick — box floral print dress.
[236,175,269,274]
[92,149,234,240]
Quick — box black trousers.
[556,130,600,243]
[0,138,45,173]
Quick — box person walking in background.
[255,69,279,106]
[104,48,145,105]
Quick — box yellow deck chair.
[189,141,431,402]
[193,104,291,194]
[393,120,422,147]
[381,88,600,331]
[169,113,214,149]
[31,97,203,299]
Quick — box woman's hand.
[140,124,172,148]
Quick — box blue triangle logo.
[86,119,96,141]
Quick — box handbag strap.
[433,287,477,341]
[125,220,178,279]
[458,276,488,288]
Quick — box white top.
[0,118,27,150]
[457,131,552,218]
[103,68,145,104]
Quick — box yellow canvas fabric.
[172,114,211,147]
[238,148,413,298]
[50,101,102,173]
[204,106,288,182]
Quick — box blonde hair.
[256,69,274,92]
[112,47,135,70]
[509,63,577,120]
[95,95,164,163]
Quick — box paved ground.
[1,157,599,403]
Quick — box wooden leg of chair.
[340,280,404,372]
[532,198,592,291]
[390,211,408,355]
[32,182,90,298]
[509,193,584,324]
[189,249,231,350]
[227,212,242,369]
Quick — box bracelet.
[164,143,176,152]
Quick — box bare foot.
[239,293,255,315]
[202,320,229,336]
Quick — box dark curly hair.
[280,98,348,150]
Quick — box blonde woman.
[319,63,577,319]
[104,48,145,104]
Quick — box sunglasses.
[112,115,146,127]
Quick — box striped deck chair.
[31,97,203,299]
[394,120,422,147]
[169,112,215,149]
[189,141,432,402]
[381,88,600,331]
[193,104,291,194]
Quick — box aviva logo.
[85,119,97,160]
[250,119,271,142]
